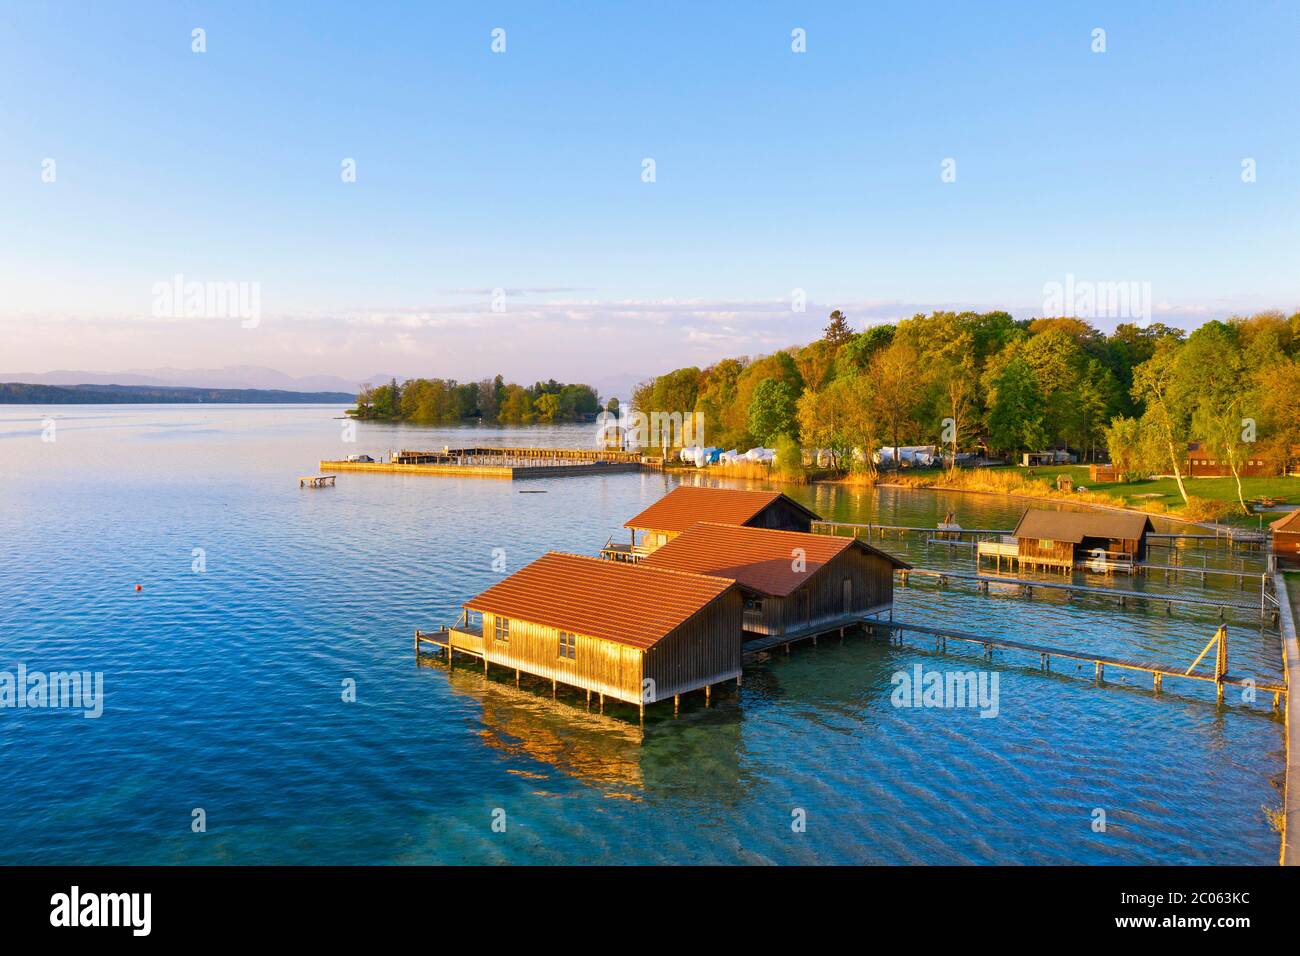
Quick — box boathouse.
[640,522,909,641]
[1186,441,1275,478]
[980,508,1152,572]
[440,552,742,712]
[609,486,821,560]
[1271,510,1300,562]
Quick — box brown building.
[980,508,1153,572]
[607,485,821,560]
[446,552,742,712]
[640,522,909,642]
[1271,510,1300,562]
[1186,442,1274,478]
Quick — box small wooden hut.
[1271,510,1300,562]
[446,552,742,712]
[995,508,1152,571]
[615,485,821,557]
[640,522,909,641]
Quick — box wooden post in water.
[1214,624,1228,703]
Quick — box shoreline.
[675,463,1243,535]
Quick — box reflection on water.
[0,408,1284,864]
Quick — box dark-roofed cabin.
[983,508,1152,573]
[640,522,910,644]
[447,552,742,712]
[1271,510,1300,563]
[608,485,821,561]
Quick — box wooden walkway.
[321,458,641,480]
[870,617,1286,703]
[395,446,643,465]
[813,519,1268,549]
[1277,573,1300,865]
[898,566,1279,621]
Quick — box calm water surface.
[0,406,1284,864]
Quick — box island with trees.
[350,375,608,425]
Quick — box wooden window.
[558,631,576,660]
[494,616,510,644]
[1038,538,1054,549]
[744,597,764,612]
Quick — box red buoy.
[135,584,142,592]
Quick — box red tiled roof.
[640,522,910,597]
[623,485,819,533]
[1271,510,1300,532]
[464,552,735,650]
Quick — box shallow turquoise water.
[0,406,1284,864]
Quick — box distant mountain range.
[0,365,647,406]
[0,383,356,404]
[0,365,374,393]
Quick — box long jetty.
[813,519,1269,549]
[1277,573,1300,865]
[898,566,1280,622]
[732,611,1285,706]
[323,446,645,480]
[867,618,1286,705]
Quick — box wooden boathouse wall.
[642,593,744,700]
[744,545,896,637]
[1012,536,1076,571]
[470,591,743,705]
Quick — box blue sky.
[2,1,1297,389]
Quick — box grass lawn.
[991,464,1300,527]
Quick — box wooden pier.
[1277,572,1300,865]
[814,519,1268,550]
[299,474,336,488]
[898,566,1280,623]
[869,618,1285,706]
[321,457,643,480]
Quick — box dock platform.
[299,474,336,488]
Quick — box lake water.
[0,405,1285,864]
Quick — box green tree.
[748,379,799,446]
[498,384,535,424]
[867,340,926,464]
[986,358,1046,457]
[1131,340,1193,505]
[534,392,562,423]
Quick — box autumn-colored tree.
[867,341,926,465]
[822,310,855,347]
